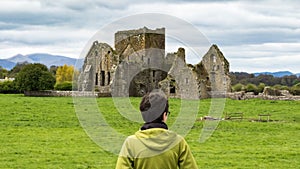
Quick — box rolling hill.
[253,71,294,77]
[0,53,83,70]
[0,59,16,70]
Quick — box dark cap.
[141,89,168,123]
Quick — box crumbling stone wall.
[201,45,231,96]
[189,61,211,99]
[115,27,165,62]
[263,87,283,96]
[227,91,300,101]
[78,41,117,93]
[78,27,231,99]
[111,27,169,97]
[160,48,205,99]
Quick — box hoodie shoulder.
[119,129,183,158]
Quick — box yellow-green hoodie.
[116,128,198,169]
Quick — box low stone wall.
[24,90,300,100]
[24,90,101,97]
[227,92,300,101]
[260,94,300,101]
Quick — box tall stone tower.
[114,27,165,61]
[112,27,170,97]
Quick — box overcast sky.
[0,0,299,73]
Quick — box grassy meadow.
[0,94,299,168]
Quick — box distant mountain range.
[0,53,299,78]
[0,53,83,70]
[253,71,300,77]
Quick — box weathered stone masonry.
[78,27,231,98]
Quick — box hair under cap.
[141,89,168,123]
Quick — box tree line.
[1,63,300,95]
[230,72,300,95]
[0,62,78,93]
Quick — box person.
[116,89,198,169]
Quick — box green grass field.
[0,94,299,168]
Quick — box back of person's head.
[140,89,169,123]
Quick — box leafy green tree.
[230,72,300,87]
[54,81,73,91]
[50,65,58,75]
[8,61,29,78]
[257,83,266,93]
[290,83,300,95]
[293,79,300,86]
[0,66,8,79]
[232,83,244,92]
[282,75,298,86]
[14,63,55,91]
[0,80,19,93]
[273,84,289,90]
[39,71,57,90]
[245,83,258,94]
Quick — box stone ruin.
[78,27,231,98]
[227,87,300,101]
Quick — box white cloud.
[230,54,300,73]
[224,42,300,58]
[0,25,96,58]
[0,40,87,59]
[0,0,299,73]
[0,0,41,12]
[223,43,300,73]
[0,25,94,44]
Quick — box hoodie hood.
[118,128,181,158]
[135,128,178,151]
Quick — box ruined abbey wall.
[201,44,231,96]
[78,27,231,98]
[78,41,117,94]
